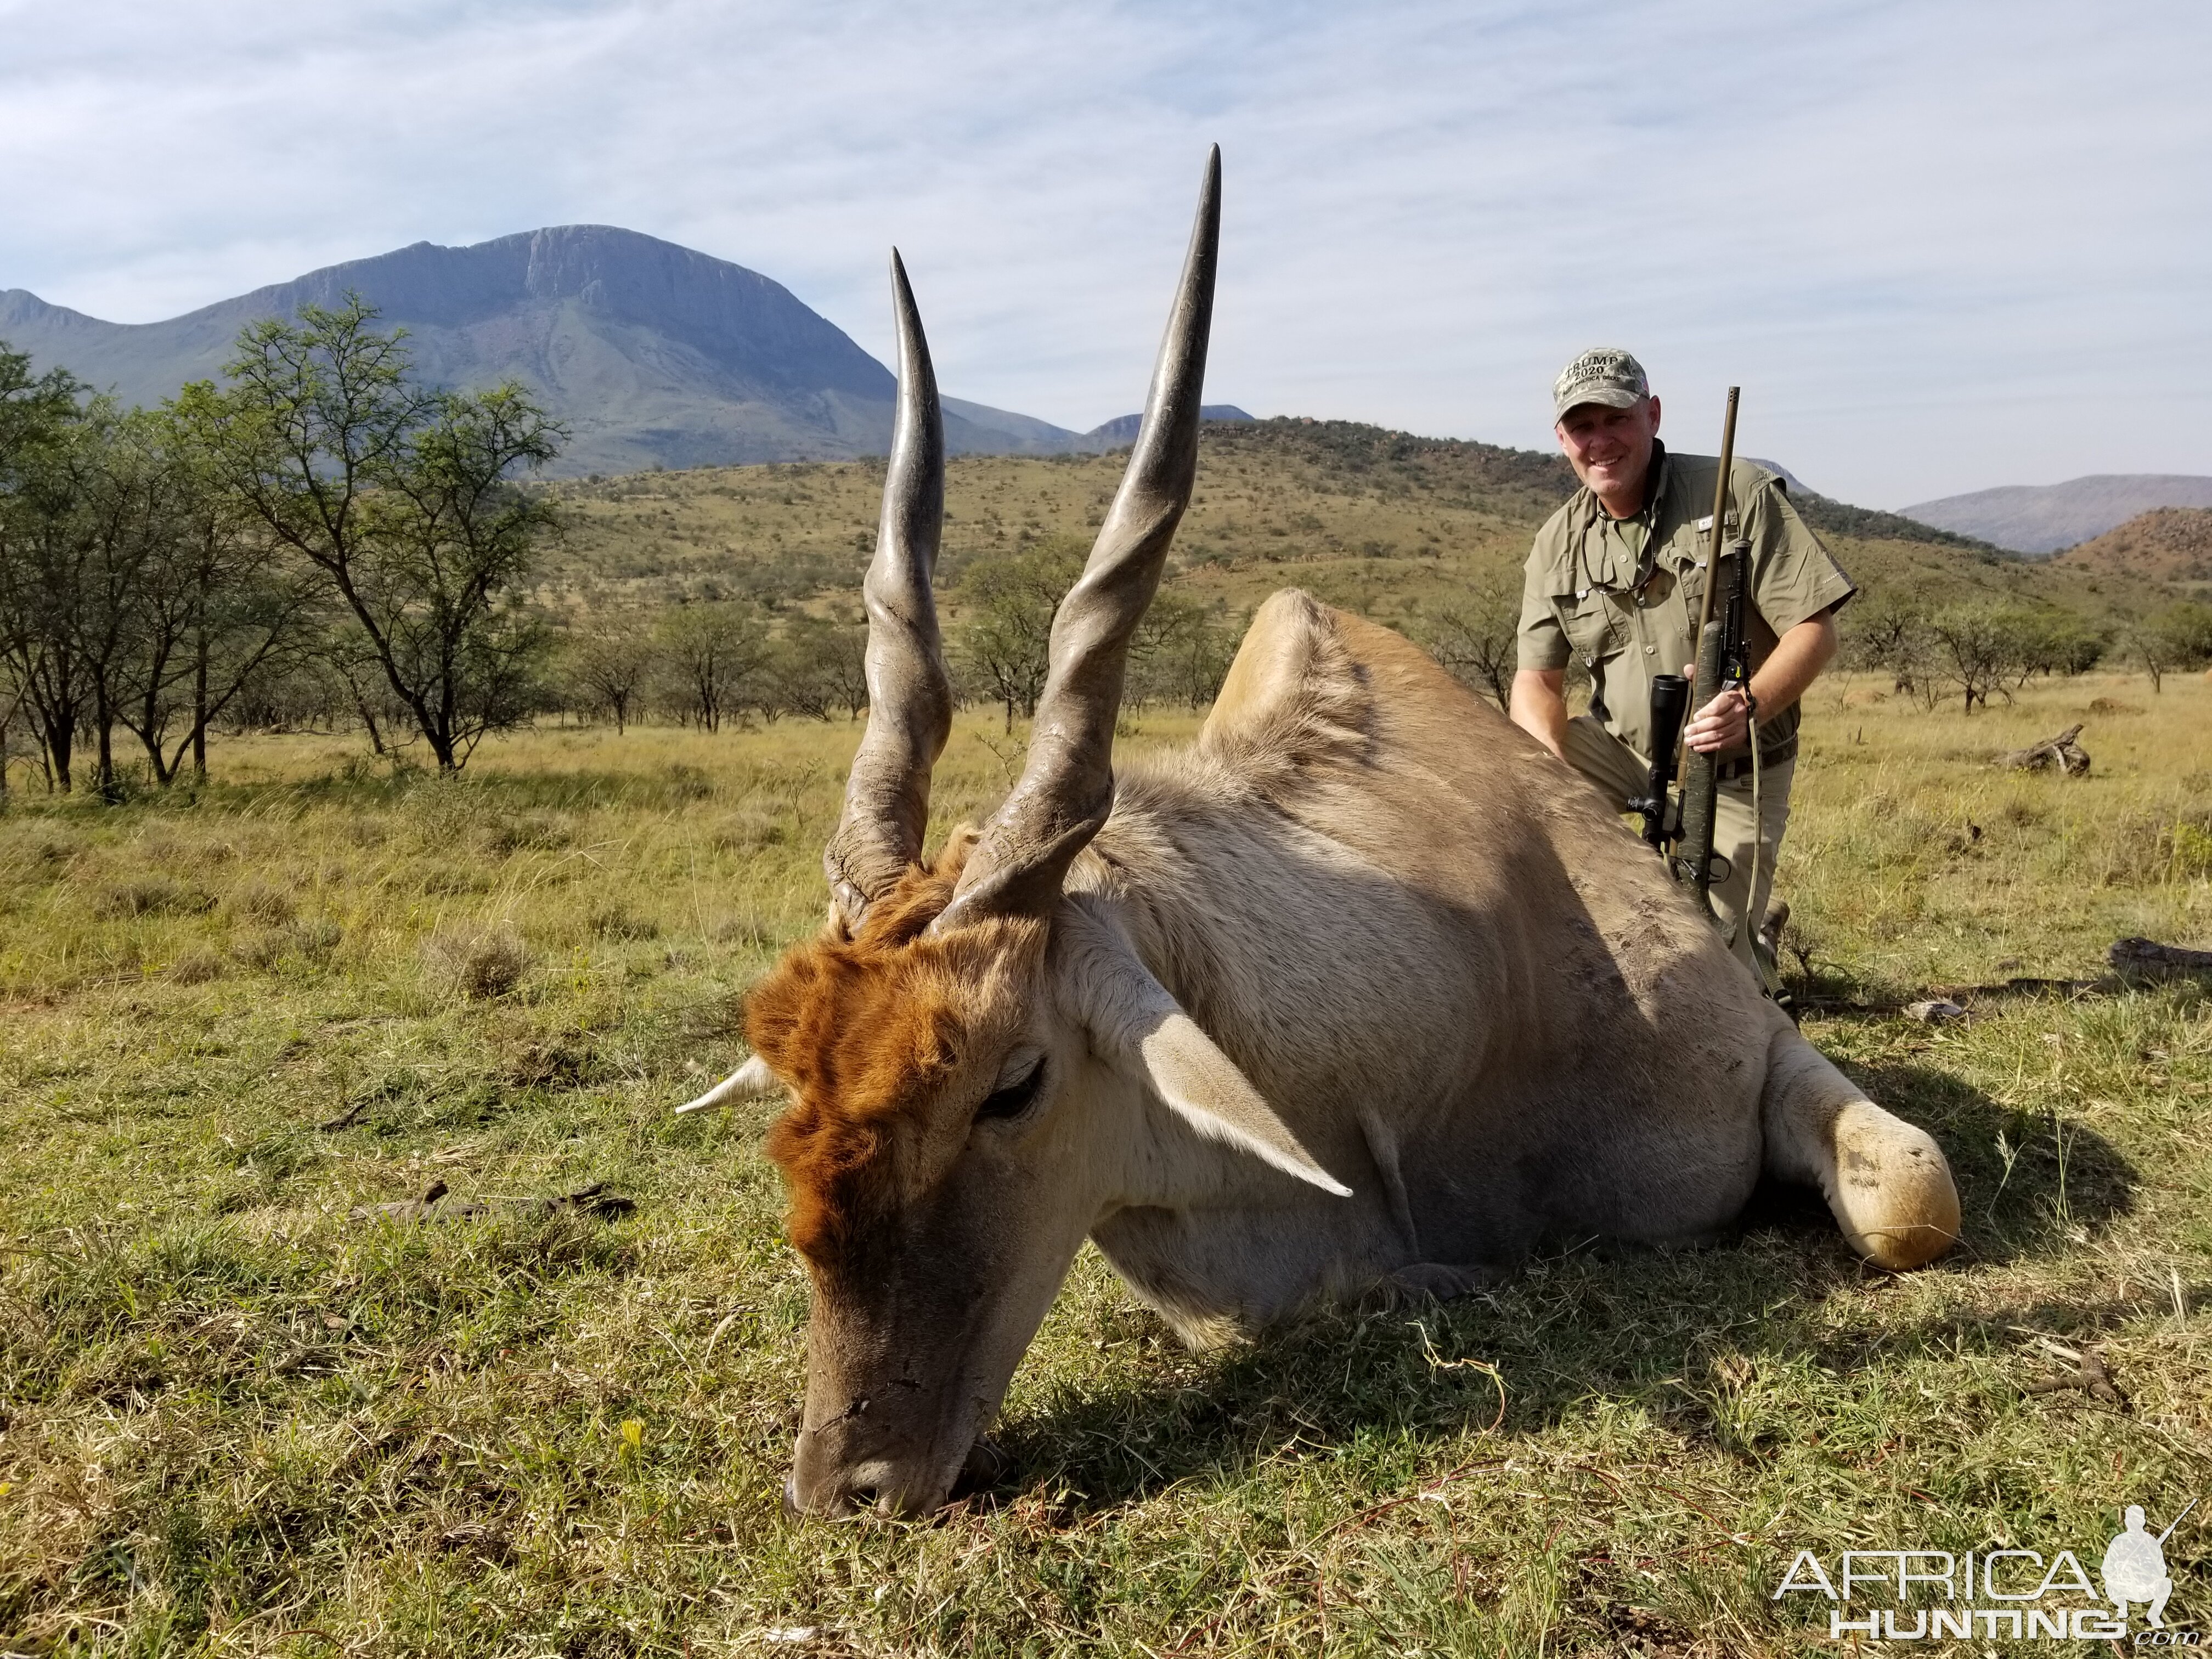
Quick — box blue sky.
[2,0,2206,506]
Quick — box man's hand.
[1680,608,1839,756]
[1684,683,1751,754]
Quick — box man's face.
[1555,395,1661,509]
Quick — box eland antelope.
[679,149,1960,1518]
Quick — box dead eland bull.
[678,150,1960,1518]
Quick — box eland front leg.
[1759,1013,1960,1269]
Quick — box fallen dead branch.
[317,1096,374,1132]
[2000,724,2090,775]
[2018,1337,2126,1408]
[1795,936,2212,1016]
[349,1180,636,1224]
[2109,935,2212,985]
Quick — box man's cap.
[1553,348,1650,420]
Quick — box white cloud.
[1,0,2206,504]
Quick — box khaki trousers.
[1561,714,1793,980]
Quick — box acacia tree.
[656,601,769,732]
[0,343,78,469]
[1128,590,1238,710]
[765,611,867,721]
[1926,605,2033,713]
[0,352,91,789]
[1413,571,1521,710]
[113,387,324,783]
[2123,603,2212,692]
[1843,596,1938,706]
[955,543,1083,731]
[211,297,563,770]
[66,404,177,797]
[564,623,656,732]
[816,607,871,720]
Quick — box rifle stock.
[1675,618,1727,911]
[1675,539,1752,915]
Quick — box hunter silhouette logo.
[1772,1496,2198,1642]
[2104,1500,2195,1630]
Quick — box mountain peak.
[0,227,1132,473]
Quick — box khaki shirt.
[1516,444,1855,765]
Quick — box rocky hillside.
[2054,506,2212,588]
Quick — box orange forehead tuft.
[748,837,1040,1260]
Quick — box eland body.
[681,150,1960,1517]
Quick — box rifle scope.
[1633,674,1691,853]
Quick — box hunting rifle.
[1639,387,1757,924]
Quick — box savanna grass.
[1,673,2208,1656]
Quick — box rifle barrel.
[1676,386,1740,783]
[2155,1496,2199,1544]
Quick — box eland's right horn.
[936,146,1221,930]
[820,250,952,931]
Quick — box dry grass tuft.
[424,924,532,998]
[713,801,790,851]
[481,809,572,855]
[418,865,493,895]
[93,876,213,918]
[588,903,659,940]
[165,947,226,984]
[224,878,296,925]
[232,917,343,970]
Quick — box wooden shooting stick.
[1674,386,1740,782]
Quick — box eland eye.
[976,1057,1046,1122]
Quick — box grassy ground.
[2,667,2208,1656]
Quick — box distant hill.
[1903,475,2212,555]
[0,226,1180,476]
[1080,404,1254,446]
[1788,489,2001,556]
[1745,457,1809,495]
[2053,507,2212,585]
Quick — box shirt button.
[1644,645,1656,655]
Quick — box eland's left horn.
[674,1054,780,1114]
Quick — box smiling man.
[1508,348,1855,985]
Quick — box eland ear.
[1056,899,1350,1197]
[1131,1009,1353,1197]
[675,1053,781,1115]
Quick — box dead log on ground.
[349,1180,635,1224]
[2110,936,2212,985]
[2000,724,2090,774]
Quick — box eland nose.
[783,1461,896,1517]
[788,1425,899,1517]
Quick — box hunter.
[1509,348,1854,982]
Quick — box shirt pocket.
[1672,562,1704,622]
[1554,590,1628,666]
